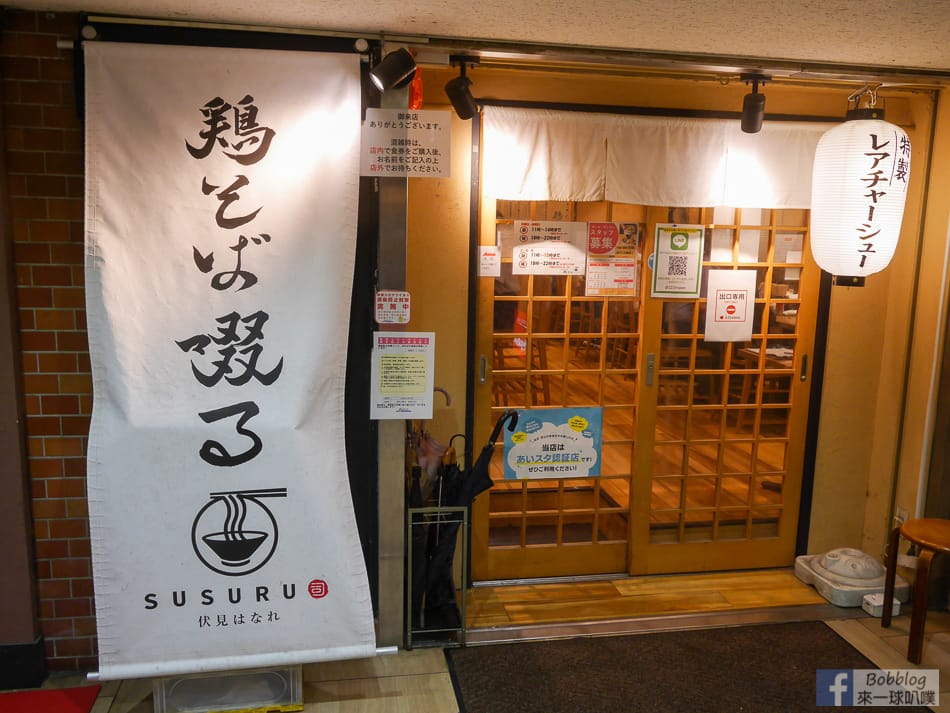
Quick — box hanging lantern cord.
[847,83,880,111]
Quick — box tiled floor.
[830,611,950,713]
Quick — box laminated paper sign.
[651,224,705,298]
[503,408,603,479]
[585,222,641,296]
[374,290,411,324]
[512,220,587,275]
[360,108,451,177]
[704,269,757,342]
[370,332,435,420]
[84,42,376,680]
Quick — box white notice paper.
[479,245,501,277]
[370,332,435,420]
[512,220,588,275]
[360,108,451,177]
[704,269,757,342]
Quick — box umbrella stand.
[405,504,468,649]
[408,410,518,647]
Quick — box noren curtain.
[482,106,832,208]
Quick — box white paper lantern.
[810,114,911,277]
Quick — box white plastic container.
[153,665,302,713]
[862,592,901,618]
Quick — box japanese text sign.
[503,408,603,479]
[360,108,451,177]
[84,42,375,680]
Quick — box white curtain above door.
[482,106,832,208]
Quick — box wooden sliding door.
[472,199,818,580]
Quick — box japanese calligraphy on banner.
[84,42,375,680]
[360,108,450,176]
[503,408,603,479]
[511,220,587,275]
[650,224,705,298]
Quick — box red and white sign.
[704,269,757,342]
[375,290,411,324]
[585,222,641,296]
[715,291,748,322]
[587,222,620,254]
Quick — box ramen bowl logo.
[192,488,286,576]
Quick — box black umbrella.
[422,409,519,629]
[407,464,427,629]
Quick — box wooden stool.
[882,518,950,663]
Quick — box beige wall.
[809,92,945,557]
[406,106,473,458]
[889,95,950,536]
[406,64,950,565]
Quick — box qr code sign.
[668,254,689,276]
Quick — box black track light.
[446,55,480,120]
[370,48,417,92]
[740,73,770,134]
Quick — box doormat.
[0,685,101,713]
[446,621,927,712]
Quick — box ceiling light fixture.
[740,72,769,133]
[445,55,480,120]
[810,84,911,282]
[369,48,417,92]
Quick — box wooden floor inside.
[465,567,826,631]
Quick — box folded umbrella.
[422,410,519,629]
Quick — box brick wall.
[1,10,94,671]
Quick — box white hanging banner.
[84,42,375,680]
[483,106,831,207]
